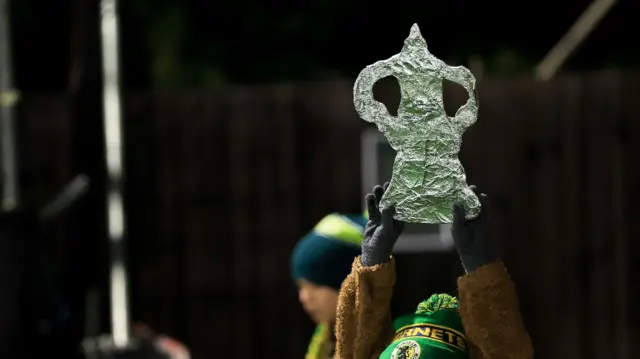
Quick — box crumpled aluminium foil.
[354,24,480,224]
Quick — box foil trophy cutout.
[354,24,480,223]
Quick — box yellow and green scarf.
[305,323,334,359]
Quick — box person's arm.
[334,183,405,359]
[334,257,396,359]
[458,262,533,359]
[452,186,533,359]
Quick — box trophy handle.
[353,59,399,132]
[442,65,479,134]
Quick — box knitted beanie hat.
[291,213,366,290]
[379,294,468,359]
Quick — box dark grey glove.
[451,185,499,273]
[360,183,405,267]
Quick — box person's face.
[297,279,339,324]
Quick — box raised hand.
[360,183,405,267]
[451,185,499,273]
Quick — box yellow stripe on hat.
[313,213,364,246]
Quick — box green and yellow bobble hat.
[379,294,468,359]
[291,212,367,291]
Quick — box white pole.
[535,0,618,81]
[0,0,19,210]
[99,0,130,347]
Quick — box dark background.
[5,0,640,358]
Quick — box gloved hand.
[451,185,499,273]
[360,183,405,267]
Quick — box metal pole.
[0,0,19,210]
[39,174,90,221]
[535,0,618,81]
[99,0,130,347]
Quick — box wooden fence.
[17,71,640,359]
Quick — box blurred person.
[291,212,367,359]
[81,323,190,359]
[0,175,89,358]
[132,323,190,359]
[0,209,45,358]
[0,208,74,358]
[334,183,533,359]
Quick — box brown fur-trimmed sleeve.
[457,262,533,359]
[334,256,396,359]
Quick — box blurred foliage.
[126,0,227,88]
[9,0,639,90]
[121,0,632,88]
[486,49,536,76]
[123,0,347,87]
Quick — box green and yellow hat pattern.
[379,294,468,359]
